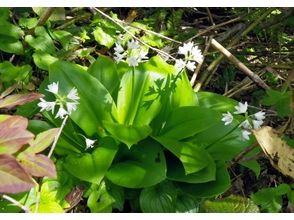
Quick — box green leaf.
[175,194,200,213]
[25,26,56,54]
[33,52,58,71]
[203,195,259,213]
[251,184,291,213]
[166,151,216,183]
[88,55,120,98]
[49,60,118,136]
[0,21,24,39]
[64,137,118,184]
[0,154,35,194]
[19,17,38,29]
[87,181,115,213]
[263,89,292,117]
[106,139,166,188]
[103,121,152,148]
[195,91,237,112]
[93,27,116,48]
[0,38,23,55]
[139,181,177,212]
[0,61,31,83]
[178,162,231,198]
[156,137,212,175]
[158,106,221,140]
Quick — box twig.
[187,16,241,42]
[190,36,212,87]
[232,143,259,164]
[195,8,274,91]
[48,115,68,158]
[37,8,56,26]
[92,7,177,61]
[206,8,215,26]
[210,39,270,90]
[2,194,30,213]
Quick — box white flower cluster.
[38,82,80,119]
[175,42,204,72]
[221,101,266,140]
[113,39,148,67]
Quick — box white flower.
[67,87,79,102]
[253,119,263,129]
[126,56,139,67]
[221,112,234,125]
[85,138,96,150]
[138,50,148,60]
[190,46,204,64]
[114,52,126,63]
[239,119,252,130]
[66,102,78,115]
[186,61,196,72]
[234,101,248,114]
[178,42,194,56]
[175,59,186,72]
[241,130,251,141]
[114,43,124,53]
[254,111,266,121]
[46,82,59,95]
[127,39,140,50]
[38,98,56,113]
[55,107,68,119]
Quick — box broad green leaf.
[19,17,38,29]
[0,21,24,39]
[93,27,116,48]
[166,151,216,183]
[0,115,34,154]
[195,91,237,112]
[103,121,152,148]
[178,162,231,198]
[33,7,65,21]
[139,181,177,213]
[52,30,73,49]
[49,60,118,136]
[106,139,166,188]
[158,106,221,140]
[251,184,291,213]
[175,194,200,213]
[17,153,56,178]
[28,128,59,153]
[33,52,58,71]
[0,61,31,83]
[263,89,292,117]
[87,181,115,213]
[64,137,118,184]
[0,38,23,55]
[0,154,35,194]
[0,93,43,109]
[203,195,259,213]
[156,137,211,175]
[0,8,9,22]
[25,26,56,54]
[88,55,120,98]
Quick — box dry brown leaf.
[253,126,294,179]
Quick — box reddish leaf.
[0,92,44,109]
[18,152,56,178]
[28,128,59,153]
[0,154,35,194]
[0,116,34,154]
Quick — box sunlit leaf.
[0,93,43,109]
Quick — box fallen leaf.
[253,126,294,179]
[0,92,43,109]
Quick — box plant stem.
[48,115,69,158]
[2,194,30,213]
[37,8,56,26]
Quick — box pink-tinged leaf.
[0,114,28,129]
[18,152,56,178]
[0,116,34,154]
[28,128,59,153]
[0,85,17,99]
[0,154,35,194]
[0,92,44,109]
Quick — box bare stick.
[210,38,270,90]
[92,8,176,61]
[48,115,68,158]
[2,194,30,213]
[37,8,56,26]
